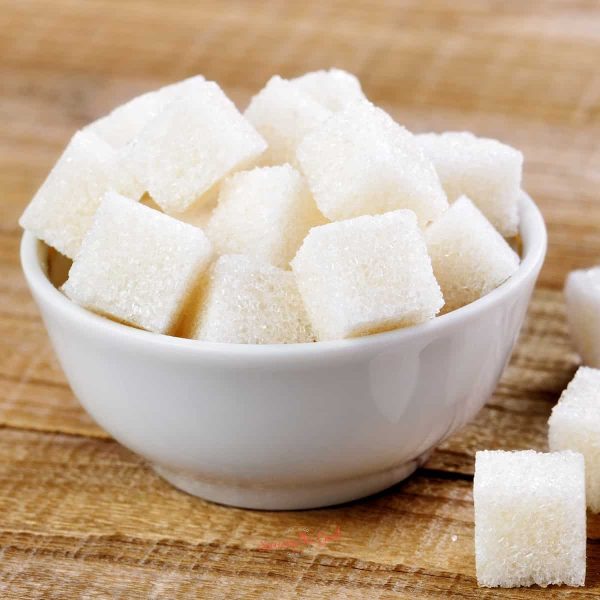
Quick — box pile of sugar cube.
[474,366,600,588]
[473,254,600,589]
[20,69,523,344]
[17,68,600,589]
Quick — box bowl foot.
[152,453,431,510]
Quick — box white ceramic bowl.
[20,193,546,510]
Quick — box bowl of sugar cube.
[19,69,546,510]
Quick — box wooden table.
[1,1,600,597]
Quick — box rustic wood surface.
[1,0,600,597]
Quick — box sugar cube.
[124,80,267,214]
[289,68,366,111]
[193,254,314,344]
[548,366,600,512]
[564,267,600,368]
[244,76,332,166]
[425,196,520,312]
[206,165,326,269]
[176,199,217,230]
[86,75,206,148]
[291,210,444,341]
[19,130,143,259]
[474,450,586,588]
[296,101,448,226]
[417,131,523,237]
[63,191,213,334]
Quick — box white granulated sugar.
[86,75,206,148]
[417,131,523,236]
[564,266,600,368]
[63,191,213,334]
[193,254,314,344]
[244,75,332,166]
[549,366,600,511]
[176,200,217,230]
[291,209,444,341]
[425,196,520,312]
[474,450,586,588]
[296,100,448,226]
[124,80,267,214]
[289,68,366,111]
[206,164,326,269]
[19,130,143,259]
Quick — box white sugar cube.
[63,192,213,334]
[474,450,586,588]
[124,80,267,214]
[244,76,331,166]
[565,267,600,368]
[19,130,143,259]
[193,254,314,344]
[206,165,326,269]
[296,101,448,226]
[142,188,217,230]
[290,68,366,111]
[86,75,206,148]
[549,366,600,511]
[417,131,523,236]
[291,210,444,341]
[425,196,520,312]
[176,200,217,230]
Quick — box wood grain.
[1,0,599,597]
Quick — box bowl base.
[152,452,431,510]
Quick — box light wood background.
[2,1,600,597]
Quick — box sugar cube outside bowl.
[20,193,546,510]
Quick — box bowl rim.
[20,192,547,359]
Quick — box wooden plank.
[0,428,599,598]
[1,0,600,596]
